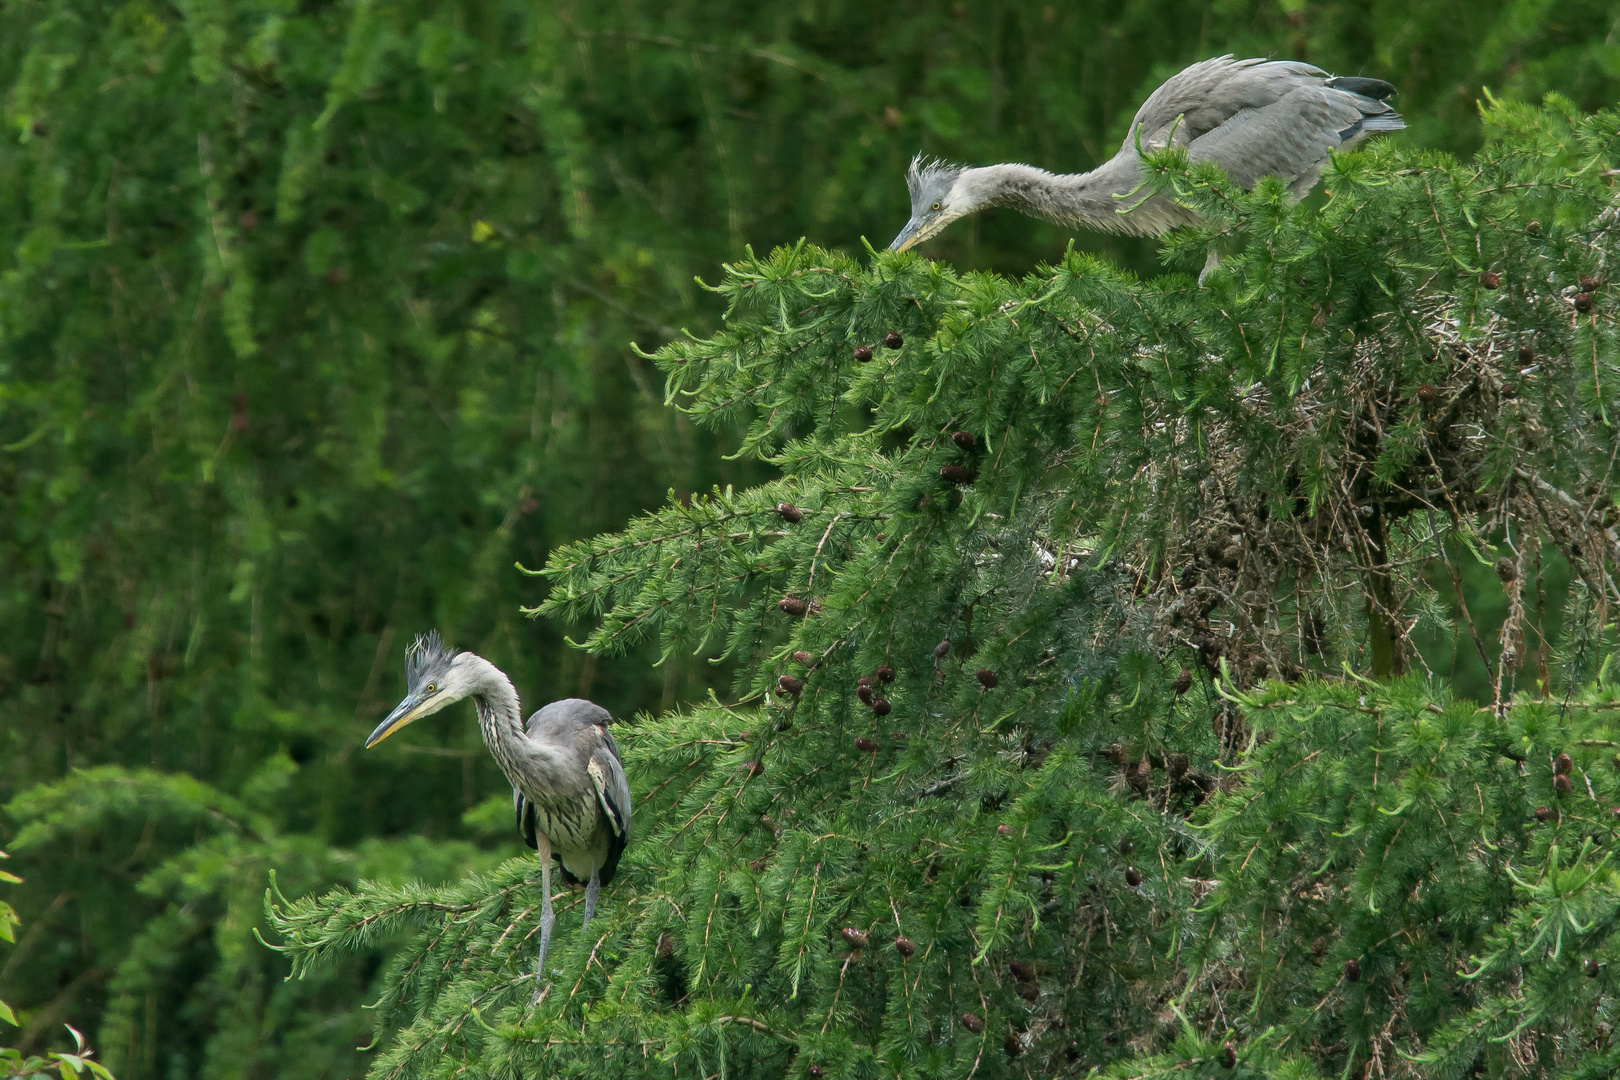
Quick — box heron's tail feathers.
[1337,110,1406,144]
[1358,112,1407,133]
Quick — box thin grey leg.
[581,865,601,933]
[533,843,555,1002]
[1198,245,1222,287]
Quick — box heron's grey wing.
[586,729,631,885]
[1183,81,1402,197]
[1124,56,1327,152]
[1120,56,1402,198]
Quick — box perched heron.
[365,631,630,996]
[889,55,1404,275]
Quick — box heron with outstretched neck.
[889,55,1404,276]
[365,632,630,999]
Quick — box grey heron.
[366,631,630,996]
[889,55,1404,275]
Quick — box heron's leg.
[581,864,601,934]
[534,838,555,999]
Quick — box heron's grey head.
[366,631,472,748]
[889,156,967,253]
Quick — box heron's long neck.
[959,158,1187,237]
[459,653,573,794]
[460,655,528,778]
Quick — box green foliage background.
[2,1,1619,1078]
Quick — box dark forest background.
[3,1,1618,1076]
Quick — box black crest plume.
[905,155,962,201]
[404,630,457,692]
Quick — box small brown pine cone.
[1495,557,1516,583]
[952,430,977,450]
[779,596,808,617]
[1220,1042,1237,1069]
[740,760,763,778]
[857,685,875,705]
[749,858,767,872]
[890,731,908,742]
[1519,345,1535,363]
[893,935,916,957]
[1126,762,1150,798]
[1556,752,1574,775]
[871,698,892,716]
[854,736,879,752]
[933,638,952,659]
[1574,292,1593,313]
[1124,866,1143,887]
[996,824,1013,836]
[1580,275,1603,291]
[940,463,976,485]
[777,674,803,696]
[1009,961,1037,983]
[852,345,873,362]
[1415,384,1435,403]
[792,650,814,666]
[1016,981,1039,1002]
[1587,957,1601,977]
[1555,773,1572,796]
[1004,1030,1024,1057]
[1344,958,1362,983]
[1525,220,1541,235]
[656,933,674,958]
[1119,837,1135,856]
[884,330,904,349]
[840,927,869,948]
[875,665,896,683]
[960,1012,985,1034]
[1174,668,1193,695]
[976,668,999,689]
[775,502,803,523]
[1534,806,1557,823]
[807,1067,823,1079]
[1167,753,1189,780]
[1479,271,1500,289]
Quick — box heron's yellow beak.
[889,214,931,253]
[366,693,432,748]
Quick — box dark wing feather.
[514,787,538,850]
[588,728,632,886]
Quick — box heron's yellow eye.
[425,683,436,693]
[930,201,941,211]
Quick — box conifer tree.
[1,849,114,1080]
[267,97,1620,1078]
[10,0,1620,1074]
